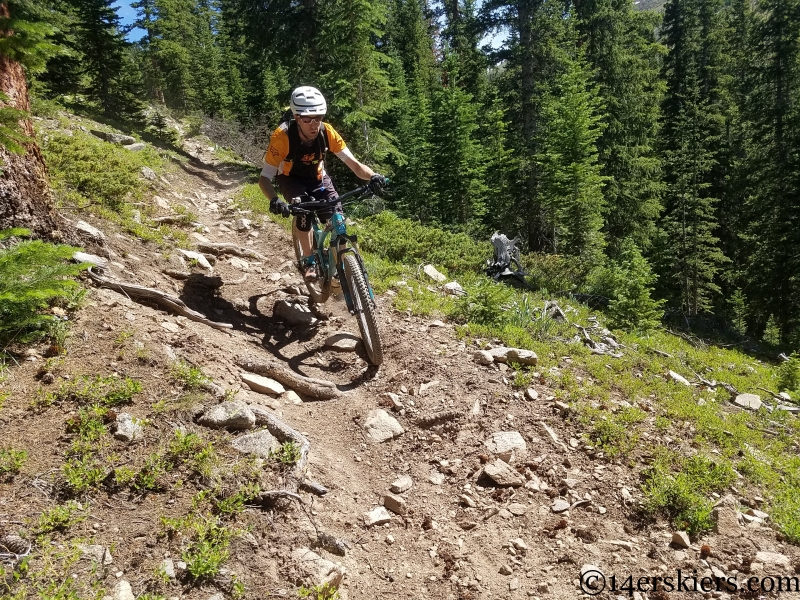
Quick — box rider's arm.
[260,127,289,200]
[259,173,279,200]
[335,147,376,180]
[325,123,377,180]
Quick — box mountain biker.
[258,86,386,280]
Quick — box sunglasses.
[298,116,323,124]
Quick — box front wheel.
[342,253,383,366]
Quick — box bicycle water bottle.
[331,212,347,235]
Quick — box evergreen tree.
[606,238,664,332]
[743,0,800,342]
[383,0,435,218]
[656,0,728,315]
[73,0,142,117]
[536,49,607,263]
[428,53,487,230]
[316,0,395,172]
[574,0,665,254]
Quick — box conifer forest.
[12,0,800,347]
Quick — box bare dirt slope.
[2,137,798,600]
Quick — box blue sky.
[114,0,145,41]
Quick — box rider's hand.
[369,173,387,192]
[270,197,291,218]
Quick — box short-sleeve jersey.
[263,121,347,180]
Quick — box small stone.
[230,429,281,459]
[525,388,539,401]
[325,333,361,351]
[473,350,494,365]
[580,565,604,592]
[509,577,520,591]
[733,393,762,411]
[292,547,346,590]
[140,166,156,180]
[240,372,285,396]
[423,264,447,282]
[754,551,790,568]
[282,390,303,405]
[176,249,212,269]
[234,218,251,231]
[460,494,477,508]
[75,220,106,241]
[123,142,146,152]
[507,503,527,516]
[160,559,176,580]
[671,531,691,548]
[482,459,524,487]
[485,430,527,463]
[114,413,143,442]
[363,409,404,443]
[365,506,392,527]
[390,475,413,494]
[443,281,466,296]
[198,401,256,430]
[111,580,135,600]
[552,498,570,513]
[428,471,445,485]
[511,538,528,552]
[712,506,742,536]
[668,370,691,386]
[383,493,408,516]
[73,251,108,268]
[386,535,394,544]
[499,564,513,575]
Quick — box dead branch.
[196,242,267,262]
[648,347,674,359]
[757,386,780,399]
[257,490,303,503]
[86,266,233,331]
[163,269,190,280]
[417,410,461,428]
[237,358,341,399]
[151,215,191,225]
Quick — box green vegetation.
[0,447,27,478]
[49,374,142,408]
[643,452,737,535]
[34,501,86,535]
[170,360,211,391]
[270,441,301,467]
[297,584,340,600]
[0,228,87,349]
[40,129,187,247]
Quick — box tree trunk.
[0,2,62,240]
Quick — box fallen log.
[196,242,266,262]
[237,358,341,399]
[86,266,233,331]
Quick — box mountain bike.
[289,182,384,366]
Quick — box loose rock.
[363,409,404,443]
[390,475,413,494]
[114,413,143,442]
[671,531,691,548]
[485,431,527,464]
[365,506,392,527]
[482,459,524,487]
[325,333,361,351]
[198,401,256,430]
[383,493,408,516]
[241,372,285,396]
[230,429,281,459]
[733,393,762,411]
[292,547,346,590]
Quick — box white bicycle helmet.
[290,86,327,116]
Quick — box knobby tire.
[342,253,383,366]
[292,221,330,303]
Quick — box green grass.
[270,441,301,467]
[170,360,211,391]
[34,501,86,535]
[39,127,188,248]
[53,374,142,408]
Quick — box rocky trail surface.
[2,137,798,600]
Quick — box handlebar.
[289,180,386,215]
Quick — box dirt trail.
[3,138,797,600]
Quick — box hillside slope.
[1,115,798,600]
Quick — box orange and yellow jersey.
[263,121,347,180]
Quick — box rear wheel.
[292,220,330,303]
[342,253,383,366]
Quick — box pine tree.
[743,0,800,342]
[574,0,665,254]
[656,0,728,315]
[383,0,435,219]
[606,238,664,332]
[428,53,487,230]
[316,0,395,172]
[536,49,607,263]
[73,0,142,117]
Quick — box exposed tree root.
[86,266,233,331]
[237,358,341,399]
[196,242,266,262]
